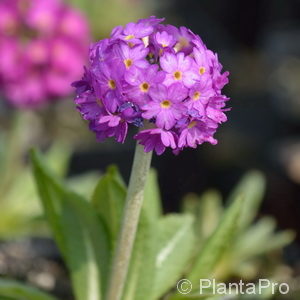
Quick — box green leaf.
[188,195,244,282]
[31,149,110,300]
[0,279,58,300]
[123,214,195,300]
[68,171,100,199]
[122,214,157,300]
[92,165,126,247]
[182,193,199,215]
[234,217,295,259]
[143,168,162,220]
[182,190,223,246]
[122,169,162,300]
[0,142,71,238]
[228,171,265,231]
[197,190,223,240]
[153,214,195,299]
[44,143,71,178]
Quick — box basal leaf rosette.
[73,16,230,155]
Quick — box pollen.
[188,121,197,128]
[125,34,134,40]
[108,79,116,89]
[174,71,182,80]
[192,91,201,101]
[124,59,133,68]
[199,67,206,75]
[140,82,150,92]
[160,100,172,108]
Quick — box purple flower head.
[0,0,91,109]
[72,16,230,154]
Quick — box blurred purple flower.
[0,0,90,109]
[73,16,230,155]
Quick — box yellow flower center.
[174,71,182,80]
[128,42,135,48]
[125,34,134,40]
[140,82,150,92]
[160,100,172,108]
[124,59,133,68]
[199,67,206,75]
[108,79,116,89]
[192,91,201,101]
[188,121,197,128]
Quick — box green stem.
[106,143,153,300]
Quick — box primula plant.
[0,16,295,300]
[71,16,230,300]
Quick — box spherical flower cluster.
[73,16,229,155]
[0,0,90,108]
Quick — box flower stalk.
[106,143,153,300]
